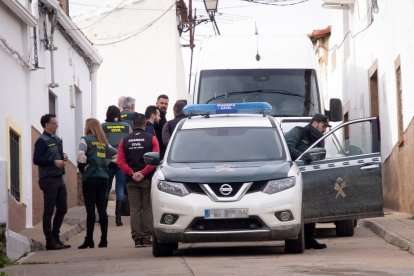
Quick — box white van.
[192,34,343,132]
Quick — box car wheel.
[335,219,355,237]
[152,234,177,257]
[285,223,305,254]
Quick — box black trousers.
[82,177,108,240]
[39,176,68,240]
[304,223,316,244]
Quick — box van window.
[168,127,286,163]
[197,69,321,117]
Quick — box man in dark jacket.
[117,113,159,248]
[144,105,161,136]
[154,94,169,159]
[284,113,331,250]
[162,100,187,146]
[33,114,70,250]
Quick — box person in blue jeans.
[102,105,132,226]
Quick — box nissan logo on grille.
[219,184,233,196]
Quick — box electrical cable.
[92,2,176,46]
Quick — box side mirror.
[143,152,160,166]
[328,98,343,122]
[300,148,326,162]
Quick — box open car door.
[296,117,383,224]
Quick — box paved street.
[2,215,414,276]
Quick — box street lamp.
[203,0,219,14]
[203,0,220,35]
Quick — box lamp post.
[203,0,220,35]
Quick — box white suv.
[144,103,304,256]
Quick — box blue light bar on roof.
[183,102,272,116]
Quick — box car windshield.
[168,127,286,163]
[197,69,321,116]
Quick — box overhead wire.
[91,1,176,46]
[329,0,379,52]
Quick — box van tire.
[152,234,177,257]
[335,220,355,237]
[285,223,305,254]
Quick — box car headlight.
[157,180,190,197]
[262,177,296,194]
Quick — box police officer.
[284,113,331,250]
[77,118,117,249]
[120,96,136,128]
[33,114,70,250]
[117,113,159,248]
[102,105,131,226]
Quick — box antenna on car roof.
[255,22,261,61]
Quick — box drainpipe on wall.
[48,10,59,88]
[91,64,99,117]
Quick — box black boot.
[115,200,123,226]
[98,236,108,248]
[46,236,64,250]
[305,223,327,249]
[78,237,94,249]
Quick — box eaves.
[39,0,103,65]
[1,0,37,26]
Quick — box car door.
[296,117,383,224]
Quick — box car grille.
[188,216,265,231]
[183,181,267,196]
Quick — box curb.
[31,218,87,252]
[362,220,414,255]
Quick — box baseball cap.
[311,113,332,127]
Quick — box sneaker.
[305,239,327,249]
[142,236,152,247]
[135,238,143,248]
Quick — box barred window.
[9,129,20,202]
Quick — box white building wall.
[1,0,35,227]
[73,0,186,121]
[1,0,100,234]
[327,0,414,160]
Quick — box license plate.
[204,208,249,219]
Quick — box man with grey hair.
[118,96,126,111]
[121,96,136,128]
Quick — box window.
[198,69,322,116]
[321,120,377,160]
[9,129,20,202]
[169,127,286,163]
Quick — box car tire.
[152,234,178,257]
[335,219,355,237]
[285,223,305,254]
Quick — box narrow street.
[3,216,414,276]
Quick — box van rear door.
[296,118,383,223]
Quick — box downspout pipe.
[91,64,99,117]
[48,9,59,88]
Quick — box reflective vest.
[102,121,130,148]
[82,135,109,181]
[38,134,65,177]
[120,111,135,129]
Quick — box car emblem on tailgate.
[219,184,233,195]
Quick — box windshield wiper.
[205,89,304,104]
